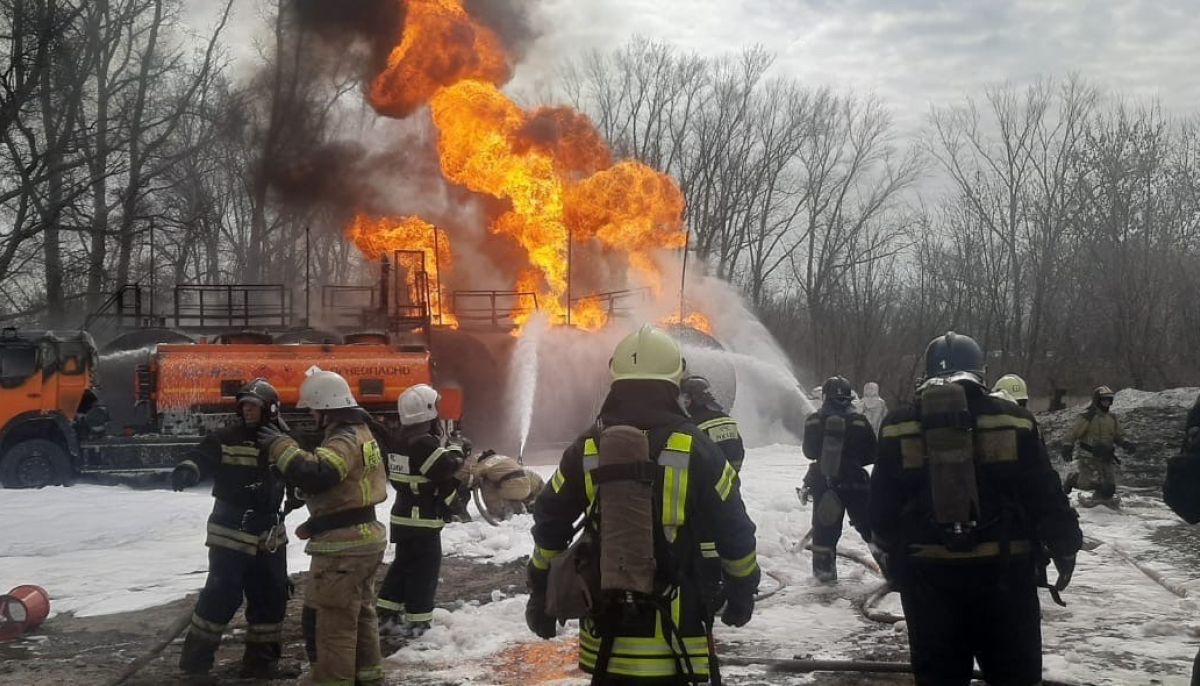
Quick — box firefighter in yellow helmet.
[256,367,388,686]
[1062,386,1137,508]
[992,374,1029,407]
[526,325,759,684]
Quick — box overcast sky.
[188,0,1200,131]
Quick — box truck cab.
[0,329,99,488]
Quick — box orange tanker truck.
[0,327,461,489]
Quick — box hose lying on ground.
[755,569,789,602]
[853,581,904,624]
[721,656,1083,685]
[1107,541,1189,599]
[105,606,192,686]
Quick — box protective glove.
[525,565,557,639]
[171,463,199,491]
[284,487,306,514]
[1052,554,1076,591]
[720,575,756,627]
[1061,444,1075,462]
[256,424,288,452]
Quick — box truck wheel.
[0,439,71,489]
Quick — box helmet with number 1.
[297,366,358,410]
[923,331,986,387]
[610,325,686,387]
[399,383,440,426]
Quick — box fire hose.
[720,656,1084,685]
[105,607,192,686]
[472,483,502,527]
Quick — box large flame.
[347,213,455,325]
[359,0,697,332]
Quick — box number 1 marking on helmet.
[632,352,638,364]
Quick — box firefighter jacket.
[868,388,1081,568]
[269,421,388,557]
[688,404,746,472]
[802,407,876,488]
[178,424,287,555]
[1069,408,1130,458]
[473,452,532,501]
[531,381,759,682]
[383,425,464,539]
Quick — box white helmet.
[399,383,440,426]
[297,366,358,410]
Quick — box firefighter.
[857,381,887,434]
[681,375,746,472]
[993,373,1030,407]
[801,376,876,583]
[255,367,388,686]
[869,332,1081,686]
[376,383,466,638]
[1062,386,1137,507]
[470,450,540,520]
[173,379,292,679]
[525,325,760,684]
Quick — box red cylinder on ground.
[0,585,50,641]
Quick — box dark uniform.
[528,380,760,684]
[376,425,464,631]
[802,399,876,582]
[869,334,1081,686]
[682,376,746,472]
[176,424,289,677]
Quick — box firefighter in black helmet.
[869,332,1081,686]
[681,375,746,472]
[801,376,876,582]
[173,378,296,679]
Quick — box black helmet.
[236,378,280,420]
[680,375,719,410]
[923,331,985,386]
[822,376,854,411]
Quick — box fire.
[662,311,714,335]
[357,0,701,332]
[369,0,511,118]
[346,213,455,325]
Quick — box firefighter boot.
[1063,471,1078,494]
[378,610,407,637]
[179,631,220,675]
[240,642,298,679]
[397,620,431,638]
[812,548,837,583]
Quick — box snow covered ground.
[2,447,1198,684]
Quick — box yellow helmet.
[992,374,1028,402]
[610,325,686,386]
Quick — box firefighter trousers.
[302,552,385,686]
[377,530,442,623]
[898,561,1042,685]
[179,544,288,674]
[810,481,870,557]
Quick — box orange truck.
[0,328,461,489]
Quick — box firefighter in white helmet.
[375,383,467,638]
[255,367,388,686]
[992,374,1030,407]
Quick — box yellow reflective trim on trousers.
[721,550,759,578]
[882,421,922,438]
[550,468,565,493]
[389,514,445,529]
[909,540,1032,560]
[357,665,384,683]
[376,598,404,612]
[975,414,1033,431]
[190,613,228,635]
[313,679,353,686]
[531,546,563,571]
[276,445,302,472]
[406,611,433,623]
[206,535,258,555]
[220,454,259,467]
[579,649,710,677]
[315,447,349,480]
[714,461,737,501]
[420,447,448,475]
[207,522,261,544]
